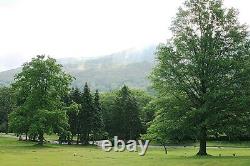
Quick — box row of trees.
[65,84,152,142]
[63,84,105,144]
[0,55,152,144]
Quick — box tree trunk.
[163,145,168,154]
[160,141,168,154]
[197,127,207,156]
[68,135,74,145]
[92,134,95,145]
[77,134,79,145]
[38,133,44,145]
[85,133,90,145]
[5,120,8,134]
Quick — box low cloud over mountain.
[0,46,156,91]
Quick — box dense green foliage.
[149,0,250,156]
[78,83,95,144]
[5,53,151,145]
[101,88,154,139]
[63,102,80,144]
[92,90,105,141]
[9,55,73,144]
[111,85,142,140]
[62,84,151,144]
[0,87,15,132]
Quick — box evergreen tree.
[112,85,142,140]
[70,87,82,104]
[92,90,104,142]
[65,88,82,143]
[100,91,116,138]
[101,89,153,139]
[78,82,94,144]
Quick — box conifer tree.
[78,82,94,144]
[112,85,142,140]
[71,88,82,104]
[92,90,104,142]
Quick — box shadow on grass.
[190,155,250,159]
[18,142,100,150]
[0,142,60,150]
[55,144,100,150]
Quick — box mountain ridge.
[0,46,156,91]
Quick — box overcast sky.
[0,0,249,71]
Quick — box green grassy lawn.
[0,135,250,166]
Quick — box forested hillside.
[0,46,156,91]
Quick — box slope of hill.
[0,46,156,91]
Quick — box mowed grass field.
[0,135,250,166]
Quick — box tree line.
[0,55,154,145]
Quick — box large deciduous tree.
[150,0,250,155]
[9,55,73,144]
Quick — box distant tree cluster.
[62,84,105,145]
[63,84,153,144]
[101,86,145,140]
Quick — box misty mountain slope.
[0,68,22,86]
[70,61,154,91]
[0,46,156,91]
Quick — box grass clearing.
[0,135,250,166]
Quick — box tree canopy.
[9,55,73,144]
[0,87,15,133]
[150,0,250,155]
